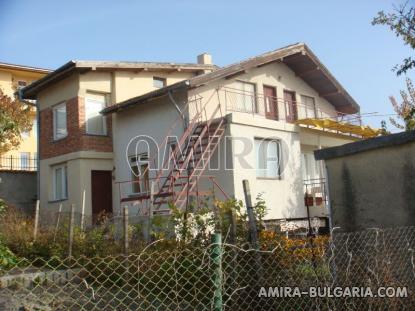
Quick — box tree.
[372,2,415,75]
[388,78,415,131]
[0,88,33,154]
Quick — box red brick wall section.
[39,97,113,160]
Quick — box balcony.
[222,87,379,138]
[0,155,37,171]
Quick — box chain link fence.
[1,226,415,310]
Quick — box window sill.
[48,198,68,203]
[53,135,68,142]
[256,177,281,181]
[84,133,110,137]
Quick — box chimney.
[197,53,212,65]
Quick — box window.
[32,119,38,137]
[20,152,30,170]
[130,153,150,194]
[53,164,68,200]
[300,95,316,119]
[53,102,67,140]
[302,153,320,181]
[234,81,256,113]
[255,138,281,178]
[153,77,166,88]
[17,80,27,89]
[85,93,107,135]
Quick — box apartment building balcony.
[0,155,38,171]
[222,87,379,138]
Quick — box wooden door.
[91,170,113,221]
[284,90,297,122]
[263,85,278,120]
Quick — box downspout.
[18,89,40,201]
[168,90,188,129]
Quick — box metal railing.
[222,87,362,126]
[303,178,327,207]
[0,155,37,171]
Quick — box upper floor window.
[85,93,107,136]
[17,80,27,90]
[153,77,166,88]
[32,119,38,137]
[53,102,67,140]
[234,81,256,113]
[20,152,30,170]
[255,138,281,179]
[300,95,316,119]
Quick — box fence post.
[211,233,222,311]
[242,180,258,249]
[33,200,40,241]
[123,206,129,255]
[80,190,86,231]
[68,204,75,257]
[54,203,63,242]
[147,181,155,243]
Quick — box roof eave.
[101,80,190,115]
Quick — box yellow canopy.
[295,118,381,139]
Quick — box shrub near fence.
[1,227,415,310]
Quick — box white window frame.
[85,94,107,136]
[234,80,257,113]
[255,138,282,179]
[300,95,317,119]
[53,164,68,201]
[20,152,30,170]
[130,153,150,194]
[53,102,67,140]
[153,77,166,88]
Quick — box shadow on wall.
[403,157,415,225]
[0,171,37,215]
[341,163,357,232]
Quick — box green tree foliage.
[0,88,32,154]
[372,2,415,75]
[389,78,415,131]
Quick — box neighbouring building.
[0,62,50,212]
[21,43,379,230]
[0,62,50,170]
[315,130,415,232]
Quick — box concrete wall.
[324,141,415,231]
[0,171,37,214]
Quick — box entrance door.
[91,170,113,221]
[263,85,278,120]
[284,90,297,122]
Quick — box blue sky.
[1,0,413,129]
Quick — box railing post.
[10,155,13,170]
[211,232,222,311]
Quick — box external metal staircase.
[119,95,228,214]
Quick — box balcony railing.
[303,178,327,207]
[0,155,38,171]
[222,87,362,126]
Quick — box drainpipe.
[17,89,40,201]
[168,90,188,129]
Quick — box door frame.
[263,84,278,120]
[283,89,298,122]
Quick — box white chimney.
[197,53,212,65]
